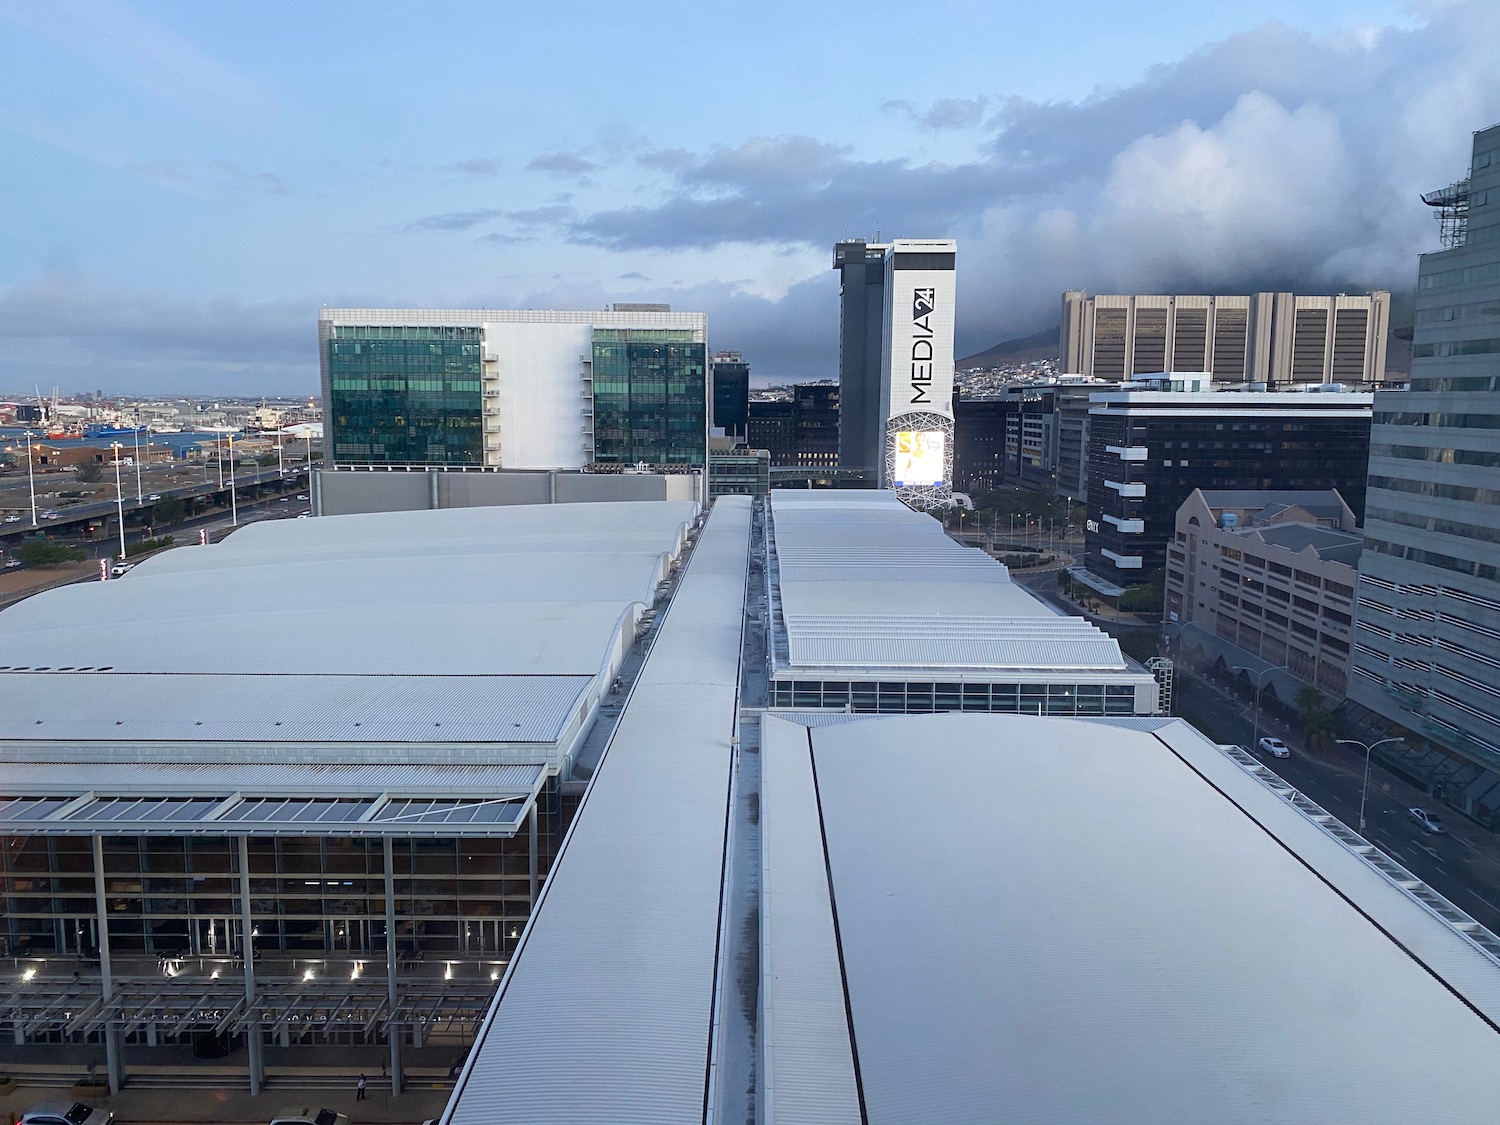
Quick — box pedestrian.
[357,1073,367,1101]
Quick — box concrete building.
[746,398,796,466]
[319,306,708,473]
[792,383,839,468]
[1350,121,1500,782]
[834,239,958,503]
[710,351,749,440]
[1166,489,1361,697]
[1081,375,1372,594]
[765,490,1160,715]
[0,500,700,1092]
[1061,290,1391,386]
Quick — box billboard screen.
[893,430,945,487]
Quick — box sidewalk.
[0,1078,451,1125]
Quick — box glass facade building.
[591,329,707,466]
[1350,122,1500,790]
[327,326,483,465]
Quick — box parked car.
[267,1109,348,1125]
[1409,807,1448,834]
[1257,736,1290,759]
[20,1103,114,1125]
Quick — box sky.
[2,0,1499,395]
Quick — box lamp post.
[1336,737,1406,834]
[228,433,238,527]
[1231,665,1278,750]
[132,426,142,503]
[24,429,37,527]
[110,443,126,560]
[216,435,224,488]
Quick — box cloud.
[883,96,989,131]
[404,208,506,232]
[127,158,289,196]
[561,2,1500,356]
[526,151,600,176]
[441,157,503,176]
[617,271,648,280]
[0,0,275,126]
[0,274,314,394]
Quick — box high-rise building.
[1350,122,1500,774]
[710,351,749,439]
[1061,291,1390,386]
[793,383,839,468]
[747,398,796,466]
[319,306,707,471]
[1081,375,1372,590]
[832,239,888,473]
[834,239,958,503]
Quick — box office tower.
[319,306,707,471]
[1350,122,1500,774]
[710,351,750,439]
[1082,375,1371,589]
[793,383,839,468]
[834,238,958,502]
[952,390,1011,492]
[1061,291,1390,386]
[747,398,796,466]
[832,239,888,473]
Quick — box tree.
[1294,685,1338,747]
[153,497,186,524]
[74,461,102,483]
[17,540,85,566]
[1118,583,1164,613]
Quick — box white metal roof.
[0,672,590,745]
[760,712,1500,1124]
[769,491,1134,676]
[0,502,694,766]
[443,496,751,1125]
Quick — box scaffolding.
[1421,177,1470,249]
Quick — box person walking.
[357,1073,367,1101]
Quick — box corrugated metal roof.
[759,718,862,1125]
[784,615,1126,671]
[761,712,1500,1124]
[0,672,590,744]
[444,497,751,1125]
[768,492,1133,677]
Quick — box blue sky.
[1,0,1497,394]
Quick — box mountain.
[957,326,1060,369]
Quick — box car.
[1409,807,1448,834]
[20,1102,114,1125]
[3,513,20,523]
[296,494,309,501]
[40,509,59,519]
[268,1108,348,1125]
[147,493,161,501]
[295,512,309,519]
[110,562,137,578]
[1257,736,1290,759]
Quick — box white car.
[110,562,137,578]
[1257,736,1290,759]
[268,1109,348,1125]
[3,514,20,523]
[20,1103,114,1125]
[1409,807,1447,834]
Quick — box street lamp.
[131,426,142,503]
[1336,737,1406,834]
[227,432,238,527]
[1231,665,1278,750]
[23,429,37,527]
[110,443,126,561]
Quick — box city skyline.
[3,1,1500,394]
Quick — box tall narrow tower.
[832,239,888,474]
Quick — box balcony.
[1104,479,1147,499]
[1102,548,1144,569]
[1103,514,1145,534]
[1105,444,1148,461]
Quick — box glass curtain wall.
[328,326,483,464]
[592,329,706,465]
